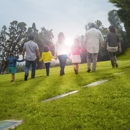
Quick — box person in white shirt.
[55,32,68,76]
[84,23,104,72]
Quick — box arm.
[36,49,40,59]
[117,35,122,52]
[80,46,86,52]
[118,42,122,52]
[54,43,58,60]
[101,33,108,49]
[50,51,55,59]
[39,53,43,62]
[83,34,87,50]
[99,32,104,47]
[22,48,26,60]
[16,59,24,62]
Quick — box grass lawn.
[0,49,130,130]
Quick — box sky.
[0,0,117,42]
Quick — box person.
[69,38,85,74]
[84,23,104,72]
[55,32,69,76]
[102,25,122,68]
[22,35,40,81]
[7,53,24,82]
[39,45,55,76]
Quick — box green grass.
[0,49,130,130]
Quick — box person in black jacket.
[102,26,122,68]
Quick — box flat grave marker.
[0,120,22,130]
[83,80,108,88]
[42,90,79,102]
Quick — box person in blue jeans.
[55,32,69,76]
[7,53,24,82]
[22,35,40,81]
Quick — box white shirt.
[55,41,69,56]
[84,28,104,53]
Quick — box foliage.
[0,21,55,72]
[0,21,27,73]
[0,49,130,129]
[109,0,130,45]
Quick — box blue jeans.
[58,55,67,75]
[25,59,37,78]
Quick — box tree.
[0,21,27,73]
[109,0,130,45]
[39,27,54,55]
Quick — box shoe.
[115,63,118,68]
[74,69,76,74]
[87,69,91,72]
[24,75,28,81]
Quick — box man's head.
[28,35,35,41]
[89,23,96,29]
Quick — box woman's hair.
[109,26,116,33]
[58,32,65,39]
[43,45,50,52]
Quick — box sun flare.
[65,38,74,47]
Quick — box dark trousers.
[45,62,50,76]
[108,51,117,67]
[25,59,37,78]
[58,55,67,75]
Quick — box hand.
[101,45,104,49]
[67,57,70,60]
[119,48,122,52]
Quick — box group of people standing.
[7,23,122,82]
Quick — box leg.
[92,53,98,72]
[87,52,92,72]
[76,63,79,74]
[31,59,37,78]
[45,63,50,76]
[12,74,15,82]
[108,51,115,68]
[25,60,31,80]
[113,52,118,67]
[73,63,77,74]
[58,55,67,75]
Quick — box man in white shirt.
[22,35,40,80]
[84,23,104,72]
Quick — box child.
[7,53,24,82]
[39,45,55,76]
[69,39,85,74]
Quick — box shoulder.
[32,41,38,45]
